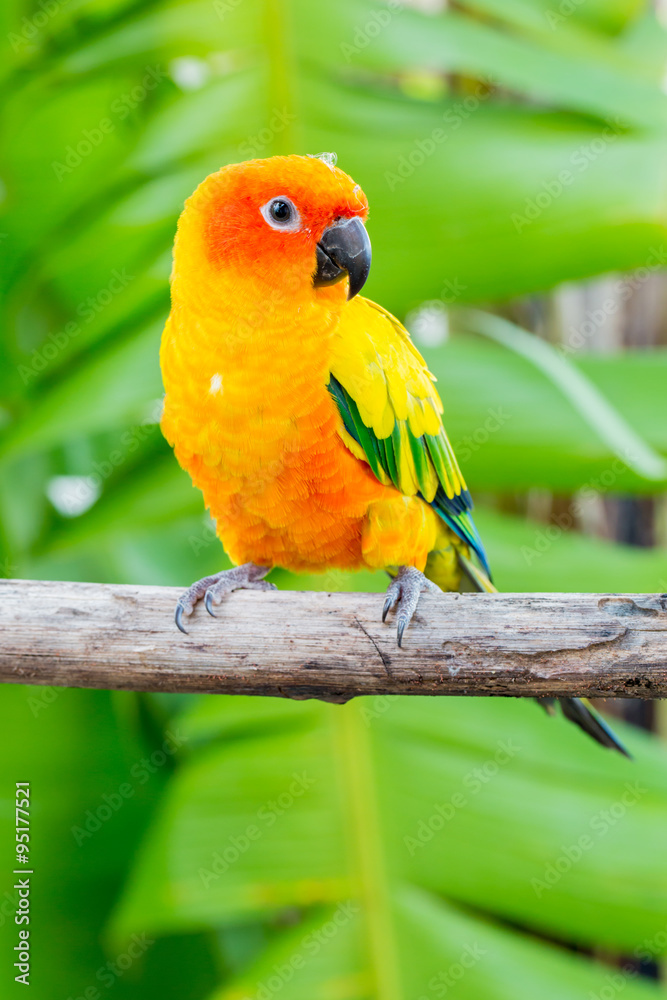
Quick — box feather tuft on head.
[309,151,337,170]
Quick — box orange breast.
[189,390,391,572]
[160,281,392,573]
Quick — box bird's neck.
[163,269,345,410]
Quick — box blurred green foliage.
[2,0,667,996]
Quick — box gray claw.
[175,604,188,635]
[174,563,274,633]
[382,566,441,647]
[397,617,407,648]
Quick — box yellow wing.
[328,295,490,576]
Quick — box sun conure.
[160,152,628,757]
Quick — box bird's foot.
[174,563,276,634]
[381,566,441,647]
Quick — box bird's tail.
[457,553,630,758]
[542,696,630,757]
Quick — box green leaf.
[0,321,163,465]
[459,309,667,481]
[327,1,667,129]
[475,505,667,594]
[0,685,219,999]
[421,335,667,494]
[5,4,667,995]
[109,694,667,996]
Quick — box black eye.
[270,200,291,222]
[261,196,300,231]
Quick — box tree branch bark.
[0,579,665,699]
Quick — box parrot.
[160,152,628,757]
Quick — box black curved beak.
[313,216,371,299]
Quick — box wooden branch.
[0,579,666,699]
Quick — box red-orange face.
[181,153,371,299]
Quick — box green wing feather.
[328,297,491,578]
[329,300,634,755]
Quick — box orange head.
[173,153,371,303]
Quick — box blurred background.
[3,0,667,996]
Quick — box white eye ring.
[260,196,301,232]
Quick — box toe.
[382,567,440,647]
[204,590,219,617]
[174,603,190,635]
[382,582,400,622]
[396,616,407,648]
[174,563,275,631]
[395,593,420,648]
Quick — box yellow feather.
[330,294,466,503]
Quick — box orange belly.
[179,388,392,572]
[160,275,442,577]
